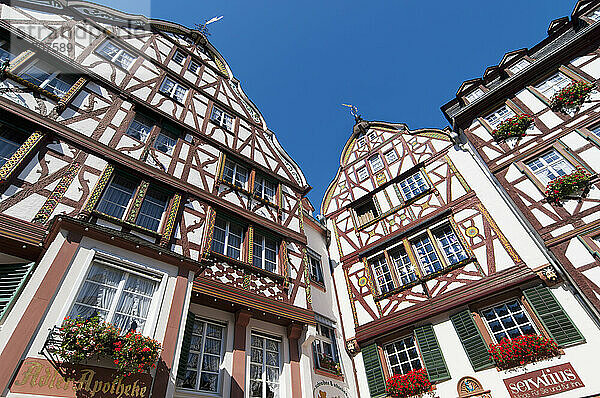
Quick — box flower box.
[491,114,534,141]
[488,334,560,370]
[545,166,592,204]
[386,369,432,398]
[317,353,342,376]
[58,316,161,376]
[550,81,594,112]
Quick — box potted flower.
[491,114,534,141]
[386,369,433,398]
[317,353,342,376]
[488,334,560,370]
[545,166,592,204]
[550,81,594,112]
[113,331,161,376]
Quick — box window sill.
[174,387,223,398]
[218,179,279,209]
[209,251,287,283]
[92,210,162,239]
[157,90,186,105]
[374,257,476,301]
[314,368,344,381]
[208,119,233,133]
[310,280,326,292]
[356,189,432,231]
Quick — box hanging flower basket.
[491,114,534,141]
[545,166,592,204]
[386,369,432,398]
[488,334,560,370]
[58,316,161,376]
[550,81,594,112]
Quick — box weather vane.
[341,103,361,122]
[195,15,224,37]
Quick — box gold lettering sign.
[10,358,152,398]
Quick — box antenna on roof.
[341,103,362,122]
[196,15,223,37]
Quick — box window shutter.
[0,262,35,320]
[361,343,386,398]
[450,310,494,371]
[176,311,196,382]
[414,324,450,382]
[523,285,585,346]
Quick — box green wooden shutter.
[414,324,450,382]
[176,311,196,382]
[523,285,585,346]
[0,262,35,320]
[361,343,386,398]
[450,310,494,371]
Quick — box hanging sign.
[503,363,584,398]
[10,357,152,398]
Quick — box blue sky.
[95,0,572,212]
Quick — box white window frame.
[356,166,369,181]
[383,334,423,376]
[587,7,600,22]
[370,254,395,295]
[96,40,136,69]
[534,72,572,99]
[508,59,531,75]
[253,233,278,273]
[222,158,249,189]
[211,218,244,260]
[398,171,429,201]
[19,59,73,97]
[159,76,188,103]
[308,252,324,285]
[526,149,576,186]
[172,50,187,65]
[313,323,341,374]
[188,59,201,74]
[61,250,166,338]
[465,88,484,103]
[480,299,538,343]
[383,149,399,164]
[254,175,277,202]
[210,105,235,131]
[484,105,515,129]
[248,332,282,398]
[368,154,384,172]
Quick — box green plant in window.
[491,114,533,141]
[488,334,560,370]
[545,166,592,204]
[550,81,594,112]
[386,369,432,398]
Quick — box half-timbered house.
[0,1,354,398]
[322,116,600,397]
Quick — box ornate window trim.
[0,130,45,184]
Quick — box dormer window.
[508,59,531,75]
[465,88,484,103]
[96,41,136,69]
[355,198,378,226]
[368,154,384,172]
[588,7,600,22]
[210,105,234,131]
[484,105,515,129]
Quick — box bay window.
[384,335,423,375]
[250,333,281,398]
[211,217,244,260]
[159,76,188,102]
[253,232,278,272]
[398,171,429,201]
[96,40,136,69]
[480,300,536,343]
[177,318,226,392]
[368,221,469,296]
[68,258,159,334]
[526,149,575,186]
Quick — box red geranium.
[386,369,432,398]
[491,113,534,141]
[488,334,560,370]
[550,81,594,112]
[545,166,592,204]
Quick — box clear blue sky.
[94,0,572,212]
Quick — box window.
[19,60,76,97]
[368,154,384,172]
[210,105,234,131]
[368,131,378,142]
[526,149,575,186]
[125,114,155,142]
[588,8,600,22]
[535,72,572,99]
[95,173,170,232]
[313,323,341,374]
[356,133,366,148]
[254,175,277,202]
[481,300,536,343]
[159,77,188,102]
[172,50,186,65]
[384,149,398,164]
[508,59,531,74]
[384,335,422,375]
[253,232,278,272]
[465,88,484,103]
[371,255,395,294]
[398,171,429,201]
[0,39,18,62]
[591,124,600,138]
[96,41,136,69]
[356,166,369,181]
[177,318,225,392]
[188,60,201,74]
[368,223,469,295]
[484,105,515,129]
[68,259,158,333]
[211,217,244,260]
[308,253,324,285]
[153,122,181,155]
[222,158,249,189]
[250,333,281,398]
[0,126,25,167]
[355,198,378,226]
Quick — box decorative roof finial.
[341,103,362,123]
[195,15,223,37]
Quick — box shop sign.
[10,357,152,398]
[503,363,583,398]
[313,379,349,398]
